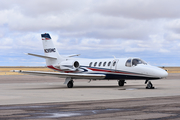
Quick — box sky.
[0,0,180,66]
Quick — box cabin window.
[94,62,97,67]
[125,59,131,67]
[89,62,93,67]
[113,61,116,66]
[99,62,102,66]
[108,61,111,66]
[103,62,106,66]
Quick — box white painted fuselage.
[47,57,168,80]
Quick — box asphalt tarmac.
[0,73,180,119]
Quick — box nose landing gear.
[145,80,155,89]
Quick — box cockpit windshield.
[125,58,147,67]
[132,59,146,66]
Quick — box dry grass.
[0,66,179,75]
[160,67,180,73]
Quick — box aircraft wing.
[11,70,106,79]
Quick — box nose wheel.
[146,81,155,89]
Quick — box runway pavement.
[0,73,180,119]
[0,74,180,105]
[0,96,180,120]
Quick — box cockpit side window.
[132,59,145,66]
[125,59,131,67]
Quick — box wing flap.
[11,70,105,79]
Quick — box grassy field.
[0,66,179,75]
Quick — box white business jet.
[12,33,168,89]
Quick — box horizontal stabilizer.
[26,53,57,59]
[67,54,80,57]
[11,70,106,79]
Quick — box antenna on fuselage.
[112,55,116,59]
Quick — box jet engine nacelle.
[60,60,80,71]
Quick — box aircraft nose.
[158,69,168,78]
[144,65,168,79]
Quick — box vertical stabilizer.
[41,33,62,66]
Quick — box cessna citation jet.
[12,33,168,89]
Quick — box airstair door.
[111,59,119,70]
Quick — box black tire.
[146,82,154,89]
[67,81,73,88]
[118,80,125,86]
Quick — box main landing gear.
[118,80,125,86]
[67,80,74,88]
[145,80,155,89]
[64,77,74,88]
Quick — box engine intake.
[73,61,79,68]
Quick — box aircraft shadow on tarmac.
[16,86,120,90]
[15,84,156,90]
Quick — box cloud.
[0,0,180,66]
[165,19,180,34]
[92,0,180,19]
